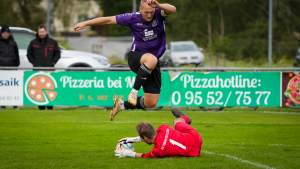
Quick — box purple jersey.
[116,8,168,58]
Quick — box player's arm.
[119,136,142,143]
[135,153,143,158]
[157,3,176,15]
[74,16,117,31]
[115,150,159,158]
[140,150,160,158]
[147,0,176,15]
[122,152,157,158]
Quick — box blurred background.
[1,0,300,67]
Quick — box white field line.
[20,110,300,114]
[228,143,300,147]
[203,151,275,169]
[200,122,297,125]
[239,111,300,114]
[269,144,300,147]
[195,111,300,114]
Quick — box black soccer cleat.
[171,108,192,124]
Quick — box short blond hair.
[140,0,147,7]
[136,121,156,139]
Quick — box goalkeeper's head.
[136,121,157,145]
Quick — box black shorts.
[127,51,161,94]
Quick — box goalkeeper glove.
[115,150,136,158]
[119,136,142,143]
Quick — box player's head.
[136,121,156,145]
[37,25,47,39]
[139,0,155,22]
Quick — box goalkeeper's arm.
[115,150,143,158]
[115,151,156,158]
[135,153,143,158]
[118,136,142,143]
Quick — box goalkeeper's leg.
[171,108,192,124]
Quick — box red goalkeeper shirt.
[141,122,202,158]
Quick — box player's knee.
[144,99,158,108]
[173,119,178,126]
[146,102,157,108]
[173,118,185,126]
[144,54,157,69]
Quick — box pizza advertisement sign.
[23,71,170,106]
[170,72,281,107]
[282,72,300,107]
[22,71,294,108]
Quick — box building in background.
[40,0,105,37]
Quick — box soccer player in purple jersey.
[74,0,176,121]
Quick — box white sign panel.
[0,71,24,106]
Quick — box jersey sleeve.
[156,8,169,18]
[116,13,133,27]
[141,149,161,158]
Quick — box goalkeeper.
[115,109,203,158]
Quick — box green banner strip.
[170,72,281,107]
[23,71,170,106]
[24,71,281,107]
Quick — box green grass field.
[0,107,299,169]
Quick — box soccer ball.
[116,141,135,152]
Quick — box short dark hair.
[136,121,156,140]
[38,25,46,31]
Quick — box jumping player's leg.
[143,93,159,108]
[110,52,161,121]
[128,53,157,106]
[110,92,159,121]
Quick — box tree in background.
[52,0,75,32]
[164,0,300,63]
[52,0,91,32]
[99,0,137,36]
[0,0,46,31]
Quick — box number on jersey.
[169,139,186,150]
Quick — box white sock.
[120,101,125,110]
[131,88,139,94]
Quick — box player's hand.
[118,136,142,143]
[115,150,136,158]
[74,22,86,31]
[146,0,159,8]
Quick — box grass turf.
[0,107,299,169]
